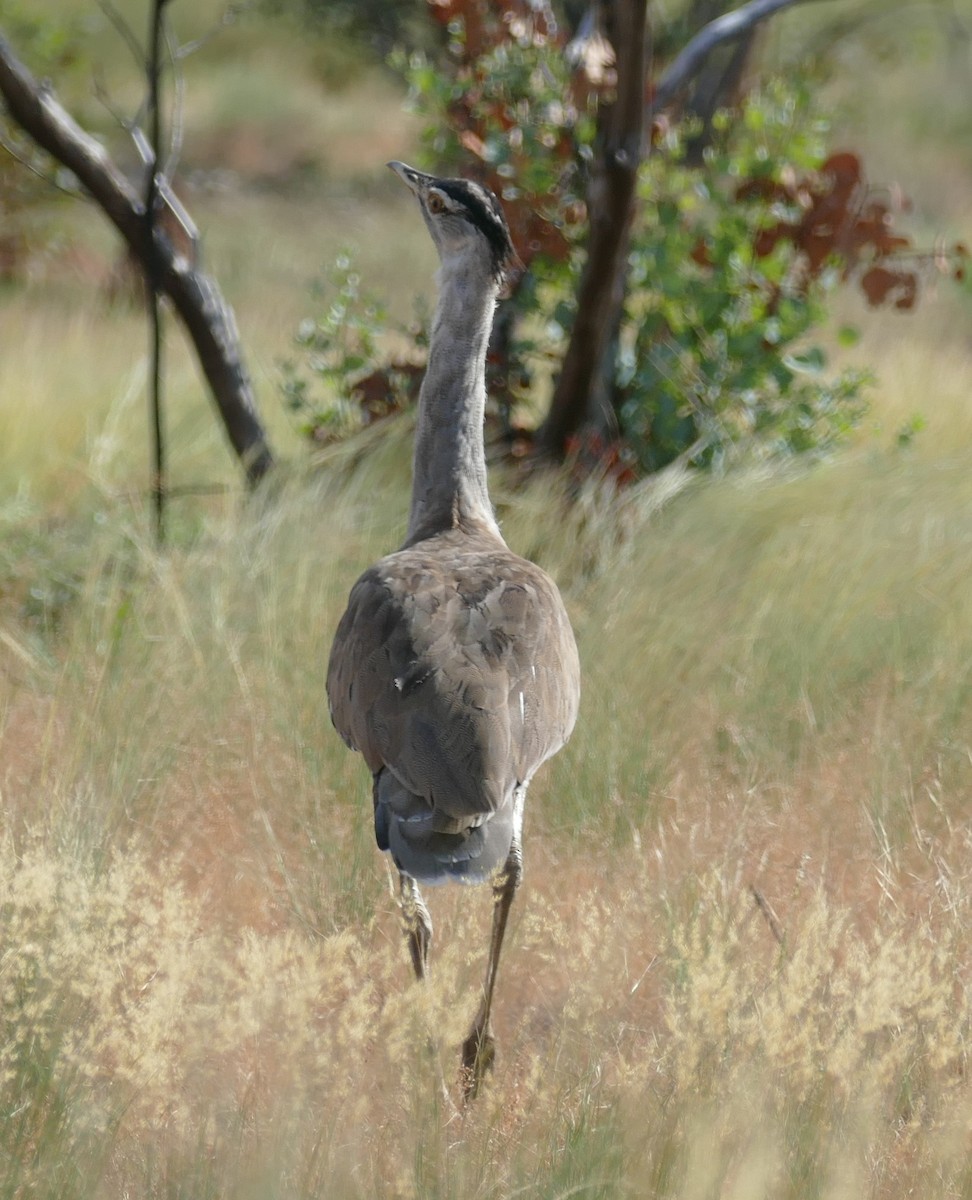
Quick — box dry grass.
[0,778,968,1198]
[2,346,972,1193]
[2,7,972,1193]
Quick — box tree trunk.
[0,33,274,486]
[536,0,648,460]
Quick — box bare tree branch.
[0,32,274,486]
[0,132,82,198]
[145,0,167,541]
[92,72,137,134]
[163,22,186,181]
[92,76,197,262]
[653,0,828,113]
[174,6,240,61]
[97,0,148,72]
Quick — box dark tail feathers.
[373,769,513,885]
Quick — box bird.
[326,161,581,1102]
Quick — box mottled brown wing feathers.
[326,530,580,821]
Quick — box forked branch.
[0,32,274,486]
[653,0,826,113]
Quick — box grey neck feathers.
[405,249,503,545]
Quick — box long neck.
[405,252,503,545]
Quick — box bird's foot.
[460,1025,496,1104]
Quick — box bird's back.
[326,525,580,883]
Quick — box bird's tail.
[373,769,514,885]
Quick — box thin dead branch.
[653,0,827,113]
[0,32,274,486]
[97,0,148,72]
[750,884,786,947]
[146,0,167,541]
[0,132,82,198]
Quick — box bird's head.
[387,160,522,296]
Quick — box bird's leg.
[460,844,522,1100]
[398,871,459,1116]
[399,870,432,981]
[461,787,525,1103]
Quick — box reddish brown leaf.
[459,130,488,159]
[860,266,917,309]
[753,225,786,258]
[504,204,569,266]
[860,266,894,306]
[817,155,862,219]
[893,272,918,311]
[822,152,862,185]
[799,230,835,276]
[352,363,424,424]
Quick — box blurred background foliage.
[276,0,968,479]
[0,0,969,524]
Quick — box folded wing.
[326,532,580,867]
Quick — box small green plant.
[618,83,875,473]
[281,253,427,444]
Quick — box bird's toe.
[460,1025,496,1103]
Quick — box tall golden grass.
[2,8,972,1191]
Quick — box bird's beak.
[387,160,429,196]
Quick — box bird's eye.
[427,191,446,215]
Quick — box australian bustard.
[326,161,581,1100]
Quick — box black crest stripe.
[437,178,515,277]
